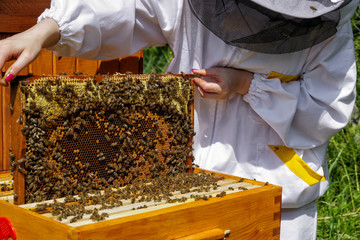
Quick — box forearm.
[35,18,60,48]
[16,18,60,49]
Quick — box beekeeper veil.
[187,0,352,54]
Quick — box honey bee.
[8,103,14,113]
[216,191,226,197]
[9,151,15,162]
[17,166,27,175]
[18,115,24,124]
[73,132,79,140]
[54,77,61,85]
[13,191,18,201]
[104,134,111,142]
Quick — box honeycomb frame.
[9,74,195,204]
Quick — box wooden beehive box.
[0,74,282,239]
[0,169,282,240]
[0,0,143,170]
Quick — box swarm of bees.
[13,74,195,203]
[33,171,222,223]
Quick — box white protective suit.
[38,0,358,239]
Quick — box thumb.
[191,68,206,76]
[191,68,219,78]
[191,68,221,84]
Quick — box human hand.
[191,67,254,100]
[0,34,42,86]
[0,18,60,86]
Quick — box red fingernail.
[191,68,198,72]
[5,73,14,82]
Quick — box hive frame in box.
[0,168,282,240]
[9,74,195,204]
[4,74,282,239]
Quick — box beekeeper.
[0,0,358,239]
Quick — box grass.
[317,122,360,239]
[143,5,360,239]
[143,45,174,74]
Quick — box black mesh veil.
[187,0,350,54]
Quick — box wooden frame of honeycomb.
[9,74,194,204]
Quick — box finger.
[194,77,222,94]
[196,85,205,98]
[0,67,8,86]
[0,63,8,86]
[0,53,9,86]
[3,49,38,84]
[192,68,221,84]
[191,68,207,76]
[191,68,221,79]
[195,84,220,99]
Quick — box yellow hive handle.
[173,228,230,240]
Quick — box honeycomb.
[16,74,194,203]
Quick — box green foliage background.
[143,5,360,239]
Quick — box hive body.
[0,169,282,240]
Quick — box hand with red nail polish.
[191,68,254,100]
[0,18,60,87]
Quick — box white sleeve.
[243,23,357,149]
[37,0,183,60]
